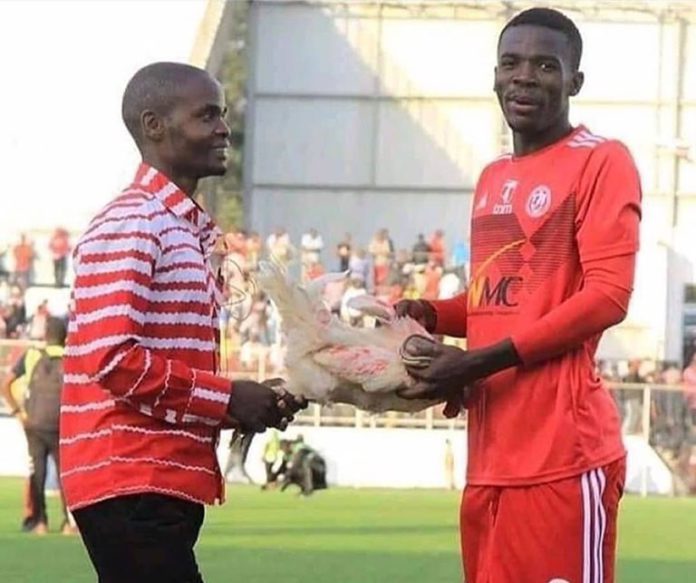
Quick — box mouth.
[211,146,228,160]
[506,94,541,114]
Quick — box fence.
[2,339,694,493]
[1,339,692,433]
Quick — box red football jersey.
[436,126,641,486]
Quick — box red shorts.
[461,457,626,583]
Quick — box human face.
[161,73,231,180]
[494,25,583,141]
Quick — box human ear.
[141,110,165,142]
[569,70,584,97]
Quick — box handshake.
[223,378,308,434]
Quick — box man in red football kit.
[397,8,641,583]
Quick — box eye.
[499,58,517,70]
[539,61,558,73]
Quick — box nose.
[216,116,231,140]
[512,60,538,85]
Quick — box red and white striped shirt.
[60,163,233,510]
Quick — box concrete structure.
[241,0,696,362]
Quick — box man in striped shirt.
[61,62,304,583]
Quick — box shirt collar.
[131,163,222,256]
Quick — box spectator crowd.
[0,228,72,341]
[2,224,696,494]
[216,225,470,376]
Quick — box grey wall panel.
[252,98,375,185]
[251,188,473,267]
[379,19,498,97]
[580,22,662,101]
[255,4,378,95]
[571,104,658,189]
[375,101,498,188]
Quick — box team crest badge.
[526,185,552,218]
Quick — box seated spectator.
[368,229,393,287]
[348,248,370,284]
[0,241,9,282]
[266,227,293,263]
[428,229,446,267]
[621,359,645,434]
[340,278,367,326]
[336,233,352,272]
[305,262,326,281]
[451,238,470,280]
[12,234,35,289]
[300,228,324,268]
[27,300,50,341]
[683,353,696,424]
[4,286,27,337]
[246,231,262,272]
[48,228,71,288]
[239,292,271,344]
[324,278,346,315]
[412,234,430,266]
[239,332,267,371]
[422,261,442,300]
[438,269,461,300]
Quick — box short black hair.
[121,62,209,146]
[499,7,583,71]
[45,317,67,347]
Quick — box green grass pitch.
[0,478,693,582]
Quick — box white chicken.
[255,261,440,413]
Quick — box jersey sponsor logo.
[469,275,522,308]
[468,239,525,309]
[493,180,517,215]
[526,185,552,218]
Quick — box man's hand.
[397,335,521,401]
[394,299,437,332]
[398,335,473,400]
[225,379,308,433]
[263,378,308,431]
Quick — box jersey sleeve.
[429,293,468,337]
[575,141,642,263]
[511,253,635,364]
[510,142,642,365]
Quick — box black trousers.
[24,427,68,525]
[73,494,205,583]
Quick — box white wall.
[221,426,467,490]
[0,418,672,495]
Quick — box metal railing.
[1,338,692,435]
[2,338,694,494]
